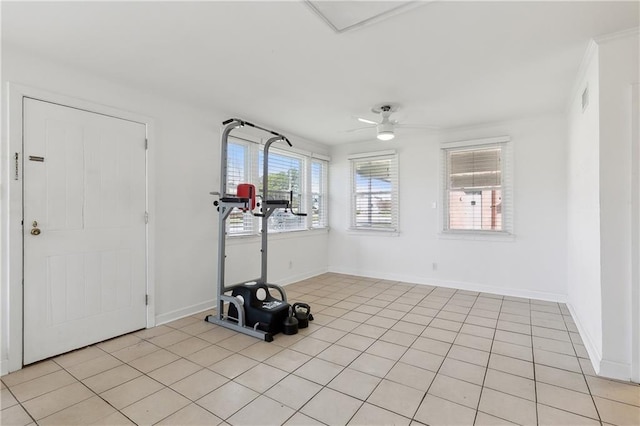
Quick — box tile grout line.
[310,281,439,423]
[567,310,604,425]
[340,284,419,426]
[407,287,477,422]
[531,296,539,426]
[473,291,503,425]
[335,282,438,423]
[56,331,251,425]
[47,347,143,425]
[1,379,38,425]
[249,279,420,426]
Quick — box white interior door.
[23,98,147,365]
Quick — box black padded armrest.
[220,197,249,203]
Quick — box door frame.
[632,83,640,383]
[3,83,156,374]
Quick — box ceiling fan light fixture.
[377,122,395,140]
[377,131,395,141]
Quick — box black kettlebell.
[293,303,313,329]
[282,306,299,335]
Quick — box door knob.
[31,221,41,235]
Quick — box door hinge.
[144,211,149,224]
[145,294,149,305]
[145,138,148,150]
[14,152,19,180]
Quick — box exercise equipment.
[283,307,299,335]
[227,283,289,335]
[205,118,310,342]
[293,303,313,329]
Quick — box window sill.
[347,228,399,237]
[439,230,515,242]
[227,227,329,245]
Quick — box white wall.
[566,30,640,381]
[597,31,639,379]
[328,115,568,300]
[1,47,329,373]
[566,42,603,367]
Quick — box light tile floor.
[2,273,639,425]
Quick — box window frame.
[310,158,329,229]
[441,136,513,237]
[226,139,256,236]
[349,150,399,233]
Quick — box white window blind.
[311,159,328,228]
[259,149,306,232]
[350,152,399,231]
[226,140,256,235]
[443,139,512,233]
[225,137,329,236]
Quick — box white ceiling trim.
[305,0,423,33]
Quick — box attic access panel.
[306,1,419,33]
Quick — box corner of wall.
[594,26,639,382]
[599,358,632,381]
[593,26,640,46]
[566,303,602,375]
[566,39,598,113]
[155,299,216,327]
[329,266,568,303]
[566,35,603,369]
[273,267,330,287]
[570,297,633,380]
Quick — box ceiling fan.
[351,103,438,141]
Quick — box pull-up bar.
[221,118,292,147]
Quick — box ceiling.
[306,1,420,33]
[2,1,638,145]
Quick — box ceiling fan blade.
[345,127,374,133]
[357,117,378,125]
[396,124,440,130]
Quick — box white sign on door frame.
[3,83,156,374]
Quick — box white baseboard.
[273,267,330,287]
[566,303,602,375]
[599,358,632,381]
[155,299,216,326]
[153,267,329,326]
[328,267,567,303]
[565,303,632,381]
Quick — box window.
[349,151,399,232]
[259,149,306,232]
[442,137,512,234]
[311,159,328,228]
[226,137,329,236]
[226,141,255,235]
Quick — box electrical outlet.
[432,262,438,271]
